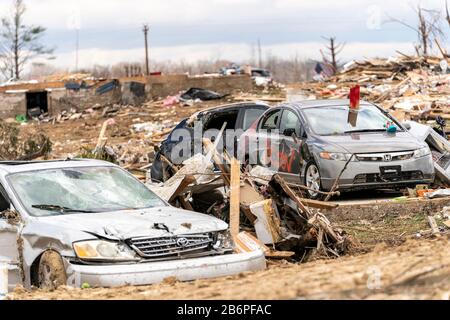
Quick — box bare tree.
[0,0,54,80]
[387,5,444,56]
[321,36,345,75]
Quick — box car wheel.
[38,250,67,290]
[304,162,323,200]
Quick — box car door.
[0,183,21,291]
[253,108,282,170]
[278,108,305,183]
[234,105,268,158]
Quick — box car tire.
[304,161,323,200]
[38,250,67,290]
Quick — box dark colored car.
[241,100,434,198]
[151,102,270,182]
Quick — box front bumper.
[317,155,435,191]
[66,249,266,288]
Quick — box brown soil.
[10,236,450,300]
[20,100,226,159]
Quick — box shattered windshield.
[302,105,401,136]
[8,166,166,217]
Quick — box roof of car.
[197,101,270,114]
[284,99,374,110]
[0,159,115,174]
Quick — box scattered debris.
[180,88,227,102]
[290,55,450,122]
[147,138,349,261]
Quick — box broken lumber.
[324,154,355,201]
[427,215,440,236]
[272,174,312,218]
[203,138,230,186]
[299,198,339,210]
[230,158,241,238]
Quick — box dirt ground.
[10,236,450,300]
[9,206,450,300]
[19,99,235,159]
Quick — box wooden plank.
[265,250,295,259]
[443,220,450,228]
[273,174,312,218]
[230,158,241,238]
[160,154,179,173]
[95,120,109,150]
[427,215,440,236]
[299,198,339,210]
[178,196,194,211]
[203,138,230,186]
[168,175,196,203]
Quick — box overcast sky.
[0,0,448,70]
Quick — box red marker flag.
[349,85,360,110]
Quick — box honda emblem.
[384,154,392,162]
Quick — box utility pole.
[75,29,79,72]
[143,24,150,76]
[257,38,262,68]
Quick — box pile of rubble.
[147,137,352,261]
[291,55,450,122]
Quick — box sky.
[0,0,448,71]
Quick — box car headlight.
[73,240,138,262]
[319,152,354,161]
[414,147,431,159]
[213,230,235,250]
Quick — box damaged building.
[0,74,253,120]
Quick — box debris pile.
[147,138,351,261]
[163,87,228,107]
[291,55,450,121]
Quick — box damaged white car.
[0,160,266,291]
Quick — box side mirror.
[403,123,411,131]
[283,128,296,137]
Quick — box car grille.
[353,171,423,184]
[128,234,214,259]
[356,151,414,162]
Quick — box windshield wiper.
[32,204,100,214]
[344,129,389,134]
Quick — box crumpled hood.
[37,206,228,240]
[319,132,425,154]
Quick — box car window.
[0,185,10,214]
[242,108,266,131]
[204,111,239,131]
[8,167,166,217]
[280,109,301,136]
[260,110,281,131]
[302,105,402,136]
